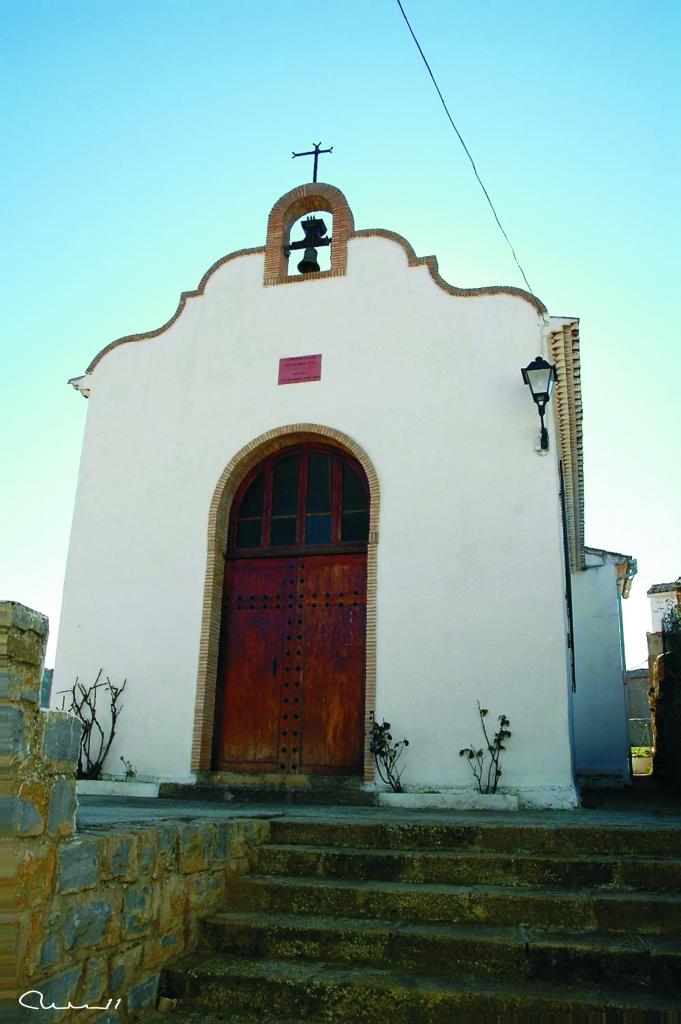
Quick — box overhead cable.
[395,0,539,302]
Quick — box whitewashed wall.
[54,232,577,807]
[571,550,630,783]
[650,591,678,632]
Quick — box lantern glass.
[522,357,556,405]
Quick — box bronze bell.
[286,215,330,273]
[297,247,320,274]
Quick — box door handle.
[272,658,278,676]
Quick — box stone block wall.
[25,815,270,1022]
[1,602,271,1022]
[1,600,81,1018]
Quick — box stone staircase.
[149,816,681,1022]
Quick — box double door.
[216,552,366,775]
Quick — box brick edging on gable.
[81,185,546,376]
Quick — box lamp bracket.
[535,431,550,455]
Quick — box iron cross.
[292,142,333,183]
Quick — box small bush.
[459,702,511,794]
[369,718,409,793]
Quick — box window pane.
[342,462,367,511]
[239,472,265,518]
[305,514,332,544]
[341,510,369,542]
[236,518,262,548]
[272,457,299,516]
[270,516,297,546]
[307,453,332,513]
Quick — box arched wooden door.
[214,444,369,775]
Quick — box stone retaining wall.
[2,601,270,1023]
[26,815,270,1022]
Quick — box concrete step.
[200,910,681,989]
[159,775,377,806]
[160,952,681,1022]
[269,817,681,856]
[255,842,681,892]
[224,873,681,933]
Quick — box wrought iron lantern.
[521,355,557,451]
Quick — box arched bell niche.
[263,183,355,286]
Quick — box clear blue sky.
[2,0,679,666]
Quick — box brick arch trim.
[190,424,379,781]
[263,182,355,285]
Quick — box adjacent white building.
[571,546,636,785]
[648,578,681,632]
[53,182,632,807]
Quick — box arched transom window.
[230,445,369,554]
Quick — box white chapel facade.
[54,182,591,808]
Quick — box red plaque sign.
[278,354,322,385]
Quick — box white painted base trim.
[378,791,519,811]
[513,785,581,809]
[77,779,160,798]
[374,783,580,811]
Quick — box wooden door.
[297,553,366,773]
[217,558,291,771]
[217,552,366,774]
[215,444,369,776]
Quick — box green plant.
[120,755,136,780]
[369,718,409,792]
[459,702,511,794]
